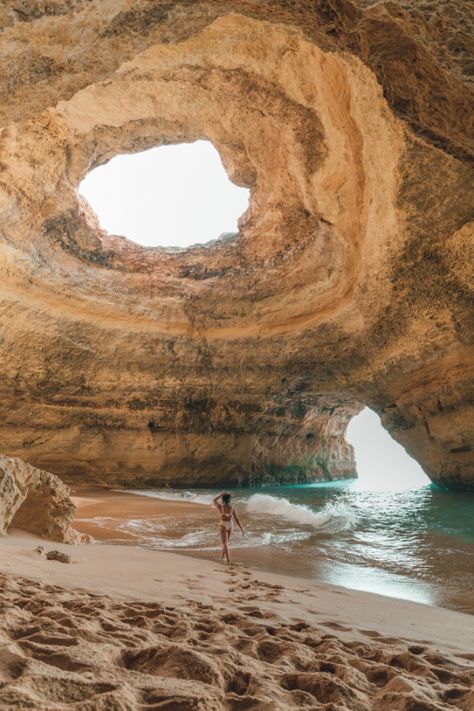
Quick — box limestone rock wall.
[0,2,472,489]
[0,454,80,542]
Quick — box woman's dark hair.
[221,493,231,504]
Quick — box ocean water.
[92,479,474,614]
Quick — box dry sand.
[0,491,472,710]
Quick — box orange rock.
[0,5,472,490]
[0,454,81,543]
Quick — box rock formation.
[0,2,472,489]
[0,454,80,542]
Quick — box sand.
[0,492,472,710]
[71,486,205,542]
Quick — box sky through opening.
[79,141,250,248]
[347,407,429,490]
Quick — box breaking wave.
[114,489,356,533]
[246,494,356,532]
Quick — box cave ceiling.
[0,1,472,489]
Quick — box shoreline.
[71,485,473,616]
[71,485,206,542]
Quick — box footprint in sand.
[321,621,353,632]
[236,605,268,619]
[359,628,404,645]
[1,572,472,711]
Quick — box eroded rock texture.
[0,454,80,542]
[0,2,472,489]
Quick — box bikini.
[220,506,233,532]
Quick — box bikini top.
[220,506,233,521]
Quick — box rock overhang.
[0,3,472,489]
[2,16,404,336]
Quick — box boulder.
[0,454,81,543]
[46,550,71,563]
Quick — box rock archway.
[0,4,472,489]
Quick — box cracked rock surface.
[0,454,80,542]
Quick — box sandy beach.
[0,489,472,709]
[71,486,206,543]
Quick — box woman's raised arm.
[212,492,224,510]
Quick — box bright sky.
[347,407,429,490]
[78,141,249,248]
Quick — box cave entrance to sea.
[347,408,429,490]
[78,140,250,249]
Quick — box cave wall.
[0,2,472,489]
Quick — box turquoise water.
[95,480,474,613]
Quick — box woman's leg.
[226,530,232,564]
[219,525,230,563]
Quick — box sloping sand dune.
[0,556,473,710]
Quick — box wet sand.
[71,486,204,542]
[71,487,474,615]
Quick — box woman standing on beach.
[213,492,244,564]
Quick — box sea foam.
[119,489,213,506]
[246,493,355,531]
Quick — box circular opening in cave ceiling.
[78,141,250,249]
